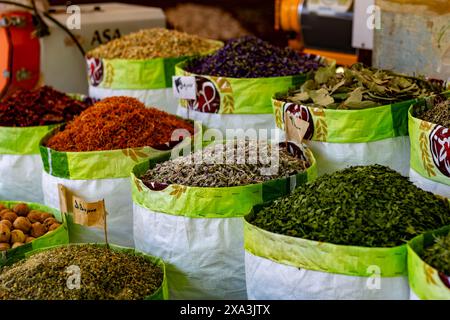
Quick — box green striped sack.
[131,143,317,299]
[174,59,326,133]
[408,95,450,197]
[244,205,410,300]
[407,226,450,300]
[272,95,417,176]
[39,123,200,247]
[87,40,222,114]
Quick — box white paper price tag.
[172,76,197,100]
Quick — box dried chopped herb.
[45,97,194,152]
[87,28,221,60]
[0,86,91,127]
[280,63,445,109]
[0,244,163,300]
[422,231,450,276]
[416,97,450,127]
[141,140,310,187]
[249,165,450,247]
[185,36,324,78]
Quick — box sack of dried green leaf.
[131,139,317,299]
[272,63,446,176]
[244,165,450,300]
[408,95,450,198]
[408,226,450,300]
[86,28,222,114]
[0,243,168,300]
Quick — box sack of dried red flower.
[39,96,200,247]
[86,28,222,114]
[175,36,326,133]
[0,86,91,202]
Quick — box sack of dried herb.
[0,243,168,300]
[409,95,450,198]
[175,36,326,133]
[39,97,200,247]
[408,226,450,300]
[86,28,222,114]
[244,165,450,300]
[0,87,91,202]
[131,139,317,299]
[0,201,69,267]
[272,63,446,176]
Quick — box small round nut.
[13,217,32,233]
[12,203,30,217]
[0,209,12,219]
[44,217,58,228]
[0,242,10,251]
[25,236,35,243]
[38,212,53,223]
[0,224,10,243]
[48,223,61,232]
[0,220,12,229]
[2,211,17,223]
[10,229,26,244]
[27,210,42,223]
[31,222,47,238]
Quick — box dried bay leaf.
[309,88,334,106]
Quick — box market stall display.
[409,95,450,197]
[175,36,325,133]
[0,86,91,202]
[245,165,450,299]
[0,243,168,300]
[86,28,222,114]
[40,97,196,247]
[132,139,317,299]
[272,63,445,175]
[0,201,68,266]
[408,226,450,300]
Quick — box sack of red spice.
[39,96,199,247]
[86,28,222,115]
[175,36,327,134]
[0,86,91,202]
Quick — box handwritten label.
[172,76,196,99]
[58,184,106,229]
[284,111,310,146]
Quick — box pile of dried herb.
[0,244,163,300]
[185,36,324,78]
[249,165,450,247]
[141,140,310,187]
[416,98,450,127]
[45,96,194,152]
[421,231,450,276]
[0,86,91,127]
[280,63,444,109]
[87,28,221,60]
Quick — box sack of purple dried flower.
[175,36,326,133]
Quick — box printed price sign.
[172,76,197,100]
[284,111,310,145]
[58,184,106,229]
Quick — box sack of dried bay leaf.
[271,63,446,176]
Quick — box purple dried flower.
[186,36,324,78]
